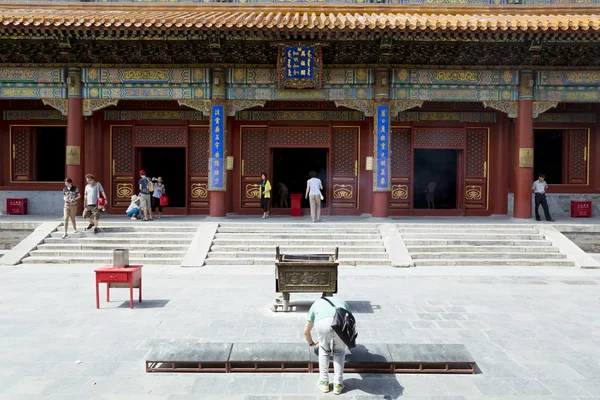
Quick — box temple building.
[0,0,599,218]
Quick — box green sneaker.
[333,383,345,395]
[315,380,330,393]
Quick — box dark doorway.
[534,129,563,184]
[413,149,458,209]
[137,148,186,208]
[272,148,327,208]
[36,127,66,182]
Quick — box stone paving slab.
[230,343,310,362]
[1,263,600,398]
[147,341,232,362]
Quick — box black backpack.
[323,297,358,348]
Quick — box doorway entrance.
[272,148,328,209]
[136,148,186,208]
[413,149,458,209]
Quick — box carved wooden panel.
[111,125,134,208]
[113,126,133,175]
[242,127,268,208]
[269,127,330,146]
[465,128,488,211]
[390,128,411,209]
[134,127,186,146]
[568,129,588,184]
[413,128,465,149]
[12,127,31,181]
[331,127,358,211]
[188,127,210,209]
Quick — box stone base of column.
[209,191,226,217]
[371,191,389,218]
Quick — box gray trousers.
[314,318,346,384]
[309,195,321,222]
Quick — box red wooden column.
[66,67,85,214]
[209,68,226,217]
[513,71,534,219]
[371,68,390,218]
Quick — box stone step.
[406,245,561,253]
[29,249,184,258]
[206,251,389,259]
[216,227,380,234]
[397,224,536,229]
[209,245,385,253]
[219,223,374,229]
[412,259,575,267]
[84,226,199,232]
[43,237,192,245]
[211,239,384,246]
[37,243,190,251]
[397,228,539,234]
[20,256,181,265]
[402,239,552,246]
[400,233,544,240]
[203,257,391,266]
[49,231,193,239]
[410,252,567,260]
[214,233,380,240]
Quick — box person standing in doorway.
[138,170,153,221]
[305,171,323,223]
[151,176,166,219]
[260,172,271,219]
[532,173,555,222]
[277,182,289,208]
[304,296,350,395]
[83,174,107,234]
[62,178,81,239]
[425,179,437,209]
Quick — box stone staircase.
[399,224,575,267]
[204,222,390,266]
[20,222,199,265]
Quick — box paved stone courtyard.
[1,259,600,399]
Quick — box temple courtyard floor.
[1,257,600,400]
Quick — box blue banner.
[284,46,314,79]
[210,105,225,190]
[376,105,389,190]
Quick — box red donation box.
[571,200,592,218]
[290,194,302,217]
[6,198,27,215]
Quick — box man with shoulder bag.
[303,296,357,395]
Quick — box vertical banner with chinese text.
[375,105,390,191]
[209,105,225,191]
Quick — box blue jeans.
[127,209,139,217]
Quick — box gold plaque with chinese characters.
[519,148,534,168]
[66,146,80,166]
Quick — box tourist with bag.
[138,170,153,221]
[83,174,107,234]
[151,176,166,219]
[305,170,324,223]
[303,296,357,395]
[62,177,81,239]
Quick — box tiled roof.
[0,4,599,32]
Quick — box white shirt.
[533,180,547,194]
[307,178,322,196]
[427,181,437,193]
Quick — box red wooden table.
[94,265,142,309]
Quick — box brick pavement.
[0,263,600,399]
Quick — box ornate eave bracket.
[83,99,119,116]
[483,101,518,118]
[389,100,424,117]
[225,100,266,116]
[532,101,559,119]
[42,99,68,116]
[178,99,212,116]
[334,100,375,117]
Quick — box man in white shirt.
[532,173,555,222]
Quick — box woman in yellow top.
[260,172,271,219]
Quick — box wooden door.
[111,126,135,207]
[465,128,488,211]
[188,126,210,208]
[11,127,32,182]
[567,129,588,184]
[330,127,359,211]
[241,126,268,208]
[389,128,411,210]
